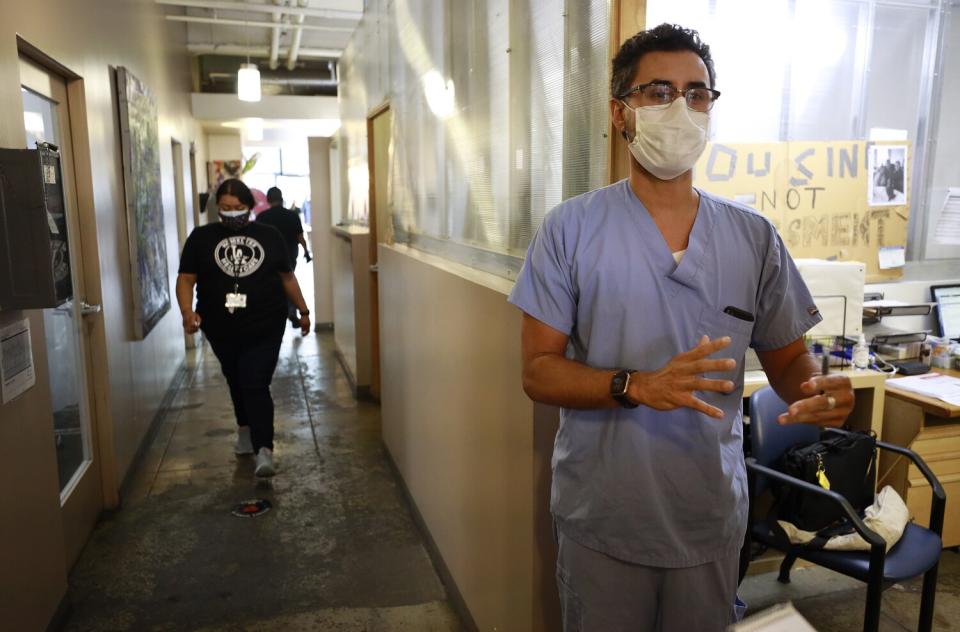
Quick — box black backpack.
[772,430,877,534]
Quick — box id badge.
[225,292,247,313]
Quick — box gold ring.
[826,395,837,411]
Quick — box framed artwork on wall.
[116,66,170,339]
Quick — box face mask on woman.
[219,209,250,231]
[623,97,710,180]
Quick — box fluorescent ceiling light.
[237,63,262,102]
[219,118,342,138]
[243,117,264,141]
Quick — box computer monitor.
[930,284,960,341]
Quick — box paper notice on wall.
[878,246,905,270]
[934,188,960,245]
[1,319,36,404]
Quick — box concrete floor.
[740,545,960,630]
[63,330,463,632]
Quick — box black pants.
[286,257,298,323]
[206,324,285,452]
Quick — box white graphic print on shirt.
[214,236,265,278]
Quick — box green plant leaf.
[242,152,261,174]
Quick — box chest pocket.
[695,306,754,384]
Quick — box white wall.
[379,244,538,632]
[308,137,335,326]
[207,133,243,160]
[191,93,339,121]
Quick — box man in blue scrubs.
[508,23,856,632]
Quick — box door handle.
[80,301,102,316]
[370,264,379,273]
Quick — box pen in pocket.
[723,305,755,322]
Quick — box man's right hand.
[627,335,737,419]
[182,311,201,334]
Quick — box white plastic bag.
[777,485,910,551]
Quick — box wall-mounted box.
[0,143,72,310]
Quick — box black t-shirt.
[178,222,292,336]
[256,205,303,266]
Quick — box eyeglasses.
[620,82,721,112]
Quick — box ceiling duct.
[287,0,308,71]
[155,0,361,21]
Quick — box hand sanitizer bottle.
[853,333,870,370]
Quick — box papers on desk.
[730,602,817,631]
[886,373,960,406]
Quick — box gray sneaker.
[234,427,254,455]
[254,447,275,477]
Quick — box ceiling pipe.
[269,0,284,70]
[163,15,352,32]
[155,0,361,21]
[187,43,342,59]
[286,0,308,71]
[209,72,337,87]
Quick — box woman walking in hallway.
[176,178,312,477]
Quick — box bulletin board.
[692,141,910,282]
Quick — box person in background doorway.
[508,23,854,631]
[176,178,312,478]
[257,186,313,328]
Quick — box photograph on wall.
[207,160,242,190]
[117,66,170,339]
[867,144,907,207]
[206,160,243,214]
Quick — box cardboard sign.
[693,141,909,281]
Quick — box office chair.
[744,386,945,632]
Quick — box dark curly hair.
[215,178,256,210]
[610,23,716,99]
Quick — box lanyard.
[232,249,241,294]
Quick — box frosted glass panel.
[338,0,611,273]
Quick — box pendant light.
[237,63,262,102]
[237,20,261,102]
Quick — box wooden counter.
[745,368,889,436]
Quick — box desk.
[744,368,888,436]
[881,368,960,547]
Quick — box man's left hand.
[778,374,854,427]
[299,313,311,337]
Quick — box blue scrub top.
[508,179,821,568]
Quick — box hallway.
[63,331,463,631]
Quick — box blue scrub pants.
[556,529,744,632]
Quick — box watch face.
[611,371,629,395]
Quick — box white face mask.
[624,97,710,180]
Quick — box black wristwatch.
[611,369,638,408]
